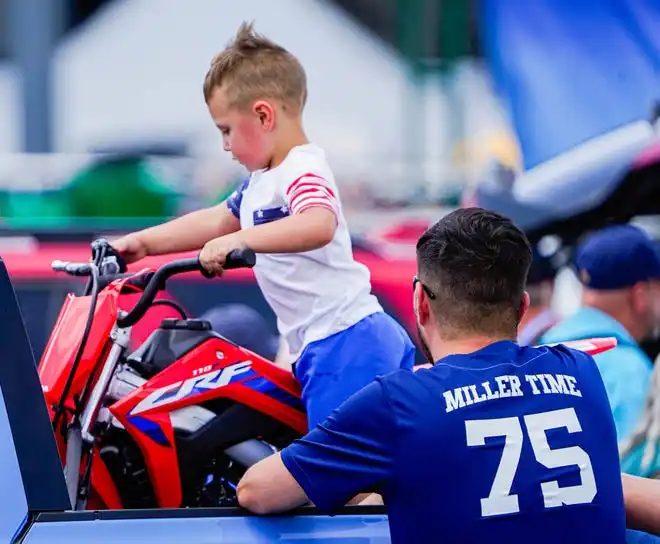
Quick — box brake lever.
[100,255,122,276]
[91,237,127,273]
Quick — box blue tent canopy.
[475,120,660,243]
[480,0,660,170]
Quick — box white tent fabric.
[51,0,417,179]
[0,0,514,192]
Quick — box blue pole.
[8,0,61,152]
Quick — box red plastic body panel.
[89,449,123,509]
[37,271,167,409]
[110,336,305,508]
[38,288,118,409]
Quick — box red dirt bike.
[38,239,305,511]
[37,239,618,511]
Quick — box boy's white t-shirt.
[226,144,382,359]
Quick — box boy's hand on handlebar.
[200,234,246,277]
[110,235,148,264]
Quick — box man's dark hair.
[416,207,532,337]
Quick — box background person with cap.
[620,242,660,480]
[539,224,660,445]
[518,244,558,346]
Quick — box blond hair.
[203,21,307,113]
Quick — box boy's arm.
[114,201,241,262]
[199,208,335,275]
[200,172,339,274]
[241,171,339,253]
[239,208,336,253]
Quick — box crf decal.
[129,361,253,415]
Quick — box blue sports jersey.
[281,341,626,544]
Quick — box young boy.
[111,21,415,430]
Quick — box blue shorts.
[293,311,415,430]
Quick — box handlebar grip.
[51,260,93,276]
[198,248,256,278]
[51,260,68,272]
[224,248,256,270]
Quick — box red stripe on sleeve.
[290,187,334,210]
[286,173,336,199]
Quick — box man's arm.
[623,473,660,535]
[237,452,309,514]
[237,379,397,514]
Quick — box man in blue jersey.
[237,208,627,544]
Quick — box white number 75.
[465,407,597,517]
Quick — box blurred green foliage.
[0,156,183,230]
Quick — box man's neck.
[429,334,515,362]
[519,305,550,329]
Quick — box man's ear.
[630,282,649,315]
[253,100,275,131]
[520,291,531,323]
[415,283,431,326]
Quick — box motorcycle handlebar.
[51,260,93,277]
[116,249,256,328]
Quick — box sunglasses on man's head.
[413,275,436,300]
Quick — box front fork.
[64,321,131,509]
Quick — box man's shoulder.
[376,368,437,406]
[531,343,611,384]
[380,345,597,392]
[541,342,596,362]
[383,365,441,384]
[380,365,483,410]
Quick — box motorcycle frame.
[110,336,305,507]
